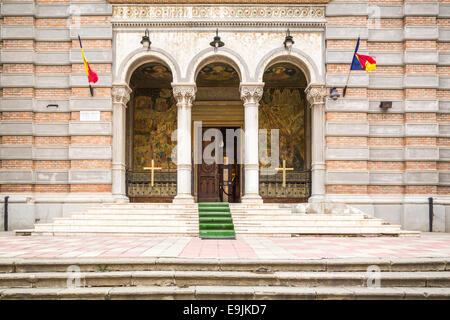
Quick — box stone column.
[111,84,132,203]
[305,84,327,203]
[172,84,196,203]
[240,83,264,204]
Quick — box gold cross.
[143,159,162,187]
[275,159,294,187]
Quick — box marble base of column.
[173,164,194,204]
[241,194,263,204]
[113,195,130,203]
[172,195,195,204]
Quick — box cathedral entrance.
[193,61,243,203]
[197,127,241,203]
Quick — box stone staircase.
[19,202,418,237]
[230,203,418,237]
[0,258,449,299]
[25,203,199,236]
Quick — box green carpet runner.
[198,202,236,239]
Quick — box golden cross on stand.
[275,159,294,187]
[143,159,162,187]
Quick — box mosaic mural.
[259,63,307,169]
[133,88,177,170]
[197,62,240,87]
[263,63,307,88]
[130,62,173,88]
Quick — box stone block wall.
[0,0,114,229]
[325,0,450,231]
[0,0,449,232]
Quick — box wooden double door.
[197,127,241,203]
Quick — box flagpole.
[79,34,94,97]
[343,35,360,98]
[343,69,352,98]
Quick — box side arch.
[115,47,182,84]
[254,47,322,84]
[184,47,250,83]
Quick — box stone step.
[95,203,198,209]
[234,220,389,228]
[31,231,199,237]
[232,214,367,219]
[32,224,402,235]
[234,225,402,232]
[68,214,199,220]
[33,224,198,233]
[52,219,199,226]
[85,209,198,214]
[2,258,446,273]
[1,286,449,300]
[1,271,449,289]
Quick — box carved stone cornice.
[305,84,326,106]
[111,3,326,28]
[240,83,264,105]
[109,1,329,5]
[112,84,132,105]
[172,84,197,106]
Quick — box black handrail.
[4,196,9,232]
[428,197,434,232]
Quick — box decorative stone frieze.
[112,5,325,20]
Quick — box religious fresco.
[130,62,173,88]
[197,62,240,87]
[263,63,307,88]
[259,63,307,170]
[133,88,177,170]
[259,88,306,169]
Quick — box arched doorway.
[125,62,177,202]
[259,62,311,202]
[193,62,243,203]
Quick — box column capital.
[172,83,196,106]
[305,83,327,106]
[240,83,264,104]
[112,84,132,106]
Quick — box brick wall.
[0,0,113,194]
[325,0,448,199]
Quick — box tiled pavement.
[0,233,449,260]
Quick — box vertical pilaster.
[172,84,196,203]
[240,83,264,204]
[111,84,131,203]
[306,84,327,202]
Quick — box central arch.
[193,61,244,203]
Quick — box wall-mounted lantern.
[141,29,151,50]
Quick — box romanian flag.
[78,35,98,96]
[351,37,376,71]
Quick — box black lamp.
[210,29,225,51]
[283,29,294,50]
[330,87,340,100]
[141,29,151,50]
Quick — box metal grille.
[259,169,311,199]
[126,169,177,198]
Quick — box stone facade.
[0,0,449,232]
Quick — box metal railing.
[126,169,177,198]
[259,169,311,199]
